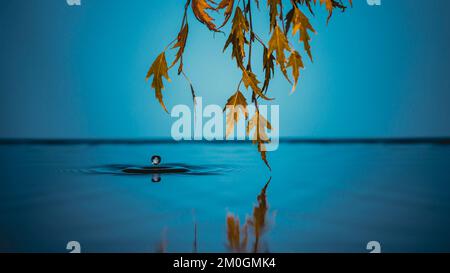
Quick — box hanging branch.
[146,0,352,170]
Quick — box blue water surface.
[0,142,449,253]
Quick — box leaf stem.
[163,38,177,52]
[246,0,254,71]
[181,71,196,104]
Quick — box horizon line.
[0,137,449,145]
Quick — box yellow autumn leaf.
[321,0,333,13]
[247,110,272,169]
[268,25,292,84]
[224,7,249,69]
[216,0,235,28]
[191,0,218,31]
[262,47,275,93]
[287,50,304,93]
[318,0,350,22]
[267,0,281,32]
[242,69,273,101]
[286,6,315,61]
[146,52,171,113]
[170,23,189,74]
[224,90,248,138]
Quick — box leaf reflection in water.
[155,227,168,253]
[227,177,272,253]
[153,178,273,253]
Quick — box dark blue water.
[0,142,450,253]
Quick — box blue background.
[1,0,449,139]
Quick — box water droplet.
[152,174,161,183]
[151,155,161,166]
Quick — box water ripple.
[72,163,228,176]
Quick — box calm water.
[1,142,450,253]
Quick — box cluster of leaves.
[146,0,351,170]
